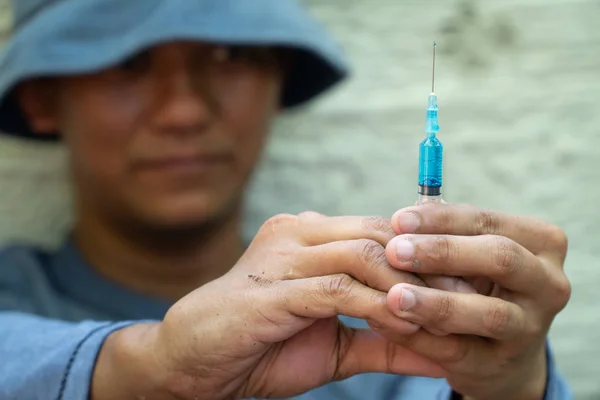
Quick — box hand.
[378,204,571,400]
[101,213,450,400]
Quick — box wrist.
[462,344,548,400]
[521,356,548,399]
[506,346,548,400]
[92,323,179,400]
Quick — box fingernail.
[399,288,416,311]
[396,212,421,233]
[395,239,415,262]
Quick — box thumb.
[335,327,446,380]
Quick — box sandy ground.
[0,0,598,398]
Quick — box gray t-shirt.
[0,241,572,400]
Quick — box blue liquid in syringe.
[418,137,443,188]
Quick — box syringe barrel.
[418,136,443,190]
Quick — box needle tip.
[433,41,437,47]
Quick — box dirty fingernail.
[396,212,421,233]
[395,239,415,262]
[399,288,416,311]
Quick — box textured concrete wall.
[0,0,599,398]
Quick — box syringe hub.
[425,93,440,136]
[428,92,438,109]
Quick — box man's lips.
[134,153,234,173]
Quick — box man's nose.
[152,68,218,135]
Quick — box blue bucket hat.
[0,0,350,141]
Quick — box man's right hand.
[92,212,449,400]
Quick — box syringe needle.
[418,41,443,205]
[431,41,436,93]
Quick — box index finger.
[258,213,396,248]
[392,203,568,259]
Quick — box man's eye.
[114,52,152,74]
[216,46,279,67]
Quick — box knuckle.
[439,335,469,363]
[261,213,297,235]
[297,211,325,220]
[361,216,394,235]
[522,317,544,339]
[476,208,502,234]
[545,224,569,255]
[490,236,522,277]
[551,275,572,311]
[428,235,457,263]
[356,239,387,268]
[354,239,393,287]
[433,293,455,324]
[322,274,356,300]
[484,301,512,338]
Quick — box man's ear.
[16,79,60,134]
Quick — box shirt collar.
[49,239,172,320]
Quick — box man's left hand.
[377,204,571,400]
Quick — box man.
[0,0,573,399]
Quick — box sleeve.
[438,341,573,400]
[0,311,145,400]
[542,341,573,400]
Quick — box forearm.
[92,322,179,400]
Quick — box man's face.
[20,42,284,230]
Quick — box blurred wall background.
[0,0,598,398]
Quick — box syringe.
[417,41,444,205]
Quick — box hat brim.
[0,0,350,140]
